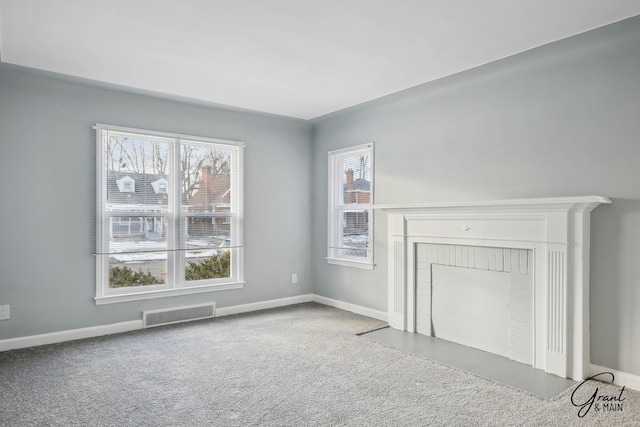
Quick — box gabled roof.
[107,170,169,208]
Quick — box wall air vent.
[143,303,215,328]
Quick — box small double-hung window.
[95,124,244,304]
[327,143,374,269]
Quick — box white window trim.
[95,124,245,304]
[327,143,375,269]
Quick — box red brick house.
[343,168,370,235]
[185,165,231,237]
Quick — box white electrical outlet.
[291,273,298,284]
[0,305,9,320]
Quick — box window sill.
[95,281,245,305]
[326,257,375,270]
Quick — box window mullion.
[96,129,108,298]
[231,146,244,281]
[168,138,182,287]
[339,203,371,210]
[336,156,344,208]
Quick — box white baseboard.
[0,295,316,352]
[0,320,143,352]
[312,295,388,322]
[590,364,640,392]
[215,294,314,317]
[0,293,386,352]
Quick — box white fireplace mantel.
[374,196,611,380]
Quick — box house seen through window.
[95,124,244,303]
[327,143,374,268]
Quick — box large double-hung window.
[327,143,374,269]
[95,124,244,304]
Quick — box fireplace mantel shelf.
[373,196,611,212]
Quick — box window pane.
[105,136,171,211]
[180,142,233,281]
[185,216,231,242]
[340,209,369,258]
[185,249,231,281]
[342,154,371,205]
[182,144,232,213]
[108,216,167,288]
[184,218,231,281]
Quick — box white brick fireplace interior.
[377,196,610,380]
[416,244,534,366]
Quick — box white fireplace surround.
[375,196,611,380]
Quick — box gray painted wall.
[1,15,639,379]
[0,64,313,339]
[311,16,640,376]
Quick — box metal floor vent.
[143,303,215,328]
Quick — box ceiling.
[2,1,640,120]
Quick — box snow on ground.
[110,239,223,263]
